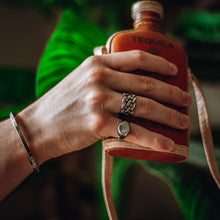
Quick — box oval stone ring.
[118,120,130,139]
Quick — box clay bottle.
[103,0,189,163]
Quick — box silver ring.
[118,120,130,139]
[120,93,136,116]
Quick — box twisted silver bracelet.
[10,112,40,173]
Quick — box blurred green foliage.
[177,10,220,43]
[176,10,220,81]
[36,9,107,97]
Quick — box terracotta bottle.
[103,1,189,163]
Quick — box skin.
[0,50,192,201]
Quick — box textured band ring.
[120,93,136,116]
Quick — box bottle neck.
[133,11,161,32]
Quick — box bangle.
[10,112,40,173]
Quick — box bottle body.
[104,27,189,163]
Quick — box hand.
[19,50,192,164]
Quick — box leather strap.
[94,46,119,219]
[95,46,220,220]
[102,149,118,220]
[189,69,220,188]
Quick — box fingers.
[106,70,192,107]
[83,50,191,152]
[104,91,190,130]
[101,50,178,76]
[126,122,175,152]
[98,116,175,152]
[135,96,190,129]
[85,50,191,107]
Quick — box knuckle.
[169,109,180,124]
[168,86,174,97]
[130,126,142,142]
[157,56,167,66]
[142,76,154,93]
[139,99,153,115]
[89,113,108,134]
[168,86,179,101]
[133,50,146,62]
[154,57,167,72]
[152,136,166,150]
[152,136,161,146]
[86,55,103,66]
[88,89,108,109]
[158,56,167,64]
[89,67,106,85]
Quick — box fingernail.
[169,62,178,75]
[164,140,175,151]
[181,115,190,128]
[182,93,192,105]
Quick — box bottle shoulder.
[107,29,188,73]
[106,29,135,53]
[108,29,186,57]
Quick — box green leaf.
[137,139,220,220]
[176,10,220,44]
[174,10,220,81]
[36,8,107,97]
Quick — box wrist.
[18,101,54,166]
[10,112,40,172]
[0,119,33,200]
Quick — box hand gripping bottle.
[96,2,220,219]
[103,0,189,163]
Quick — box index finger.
[102,50,178,76]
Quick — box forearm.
[0,118,33,201]
[0,100,55,201]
